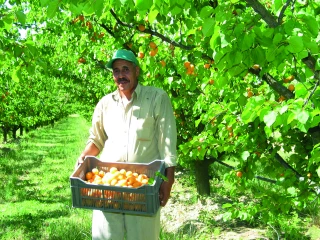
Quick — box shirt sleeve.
[87,98,108,151]
[154,91,177,168]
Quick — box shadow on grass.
[0,116,91,239]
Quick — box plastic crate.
[70,156,165,216]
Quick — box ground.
[160,170,270,239]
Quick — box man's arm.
[159,166,175,207]
[74,142,100,169]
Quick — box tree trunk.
[12,126,17,139]
[20,126,23,136]
[2,127,8,143]
[309,126,320,145]
[194,158,211,196]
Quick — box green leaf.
[15,11,26,25]
[134,0,153,12]
[26,41,37,57]
[148,9,159,24]
[301,15,319,37]
[69,3,83,15]
[229,64,245,77]
[200,6,214,19]
[3,13,14,31]
[195,118,201,127]
[279,105,288,115]
[304,41,318,54]
[310,115,320,128]
[297,50,308,60]
[155,171,168,181]
[223,211,232,221]
[266,47,276,62]
[284,19,295,35]
[296,110,309,124]
[296,122,308,133]
[14,45,24,58]
[40,0,50,7]
[47,0,60,18]
[12,67,22,82]
[287,36,304,53]
[316,166,320,178]
[93,0,105,17]
[148,177,155,184]
[263,111,277,127]
[36,59,47,72]
[241,108,255,123]
[239,211,248,220]
[202,18,215,37]
[222,203,233,208]
[215,75,228,89]
[251,47,266,66]
[287,112,295,124]
[287,187,296,196]
[170,5,182,16]
[220,32,229,48]
[210,25,220,49]
[241,151,250,161]
[264,125,272,138]
[273,32,283,45]
[294,83,309,98]
[274,0,283,11]
[240,33,254,51]
[228,51,242,66]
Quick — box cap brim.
[106,59,114,69]
[106,53,139,69]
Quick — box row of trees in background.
[1,0,319,228]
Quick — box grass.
[0,114,92,240]
[1,114,319,240]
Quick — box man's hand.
[159,181,173,206]
[74,142,100,170]
[159,166,175,207]
[74,156,85,170]
[77,156,84,165]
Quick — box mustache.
[116,78,129,84]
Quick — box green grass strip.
[0,114,92,240]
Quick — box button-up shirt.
[87,83,177,168]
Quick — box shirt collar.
[112,83,141,102]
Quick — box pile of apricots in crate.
[84,166,151,188]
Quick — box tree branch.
[249,68,294,99]
[214,160,277,184]
[245,0,279,28]
[99,23,115,38]
[278,0,293,24]
[304,78,320,107]
[109,9,195,50]
[302,54,320,80]
[302,53,320,106]
[275,153,301,178]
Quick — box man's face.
[112,59,139,96]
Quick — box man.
[75,49,177,240]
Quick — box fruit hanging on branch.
[138,24,146,32]
[78,58,86,64]
[288,84,295,92]
[284,75,295,83]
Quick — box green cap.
[106,49,139,69]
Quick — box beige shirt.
[87,83,177,168]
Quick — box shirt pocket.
[136,117,155,141]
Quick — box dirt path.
[160,197,269,239]
[160,171,269,239]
